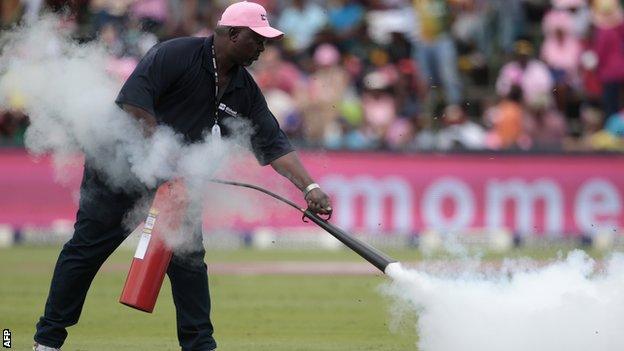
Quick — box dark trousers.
[34,167,217,350]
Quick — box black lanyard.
[211,44,221,138]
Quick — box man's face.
[230,28,267,66]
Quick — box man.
[33,2,332,350]
[412,0,462,105]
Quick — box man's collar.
[203,35,245,90]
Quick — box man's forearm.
[271,151,332,213]
[121,104,158,136]
[270,151,315,191]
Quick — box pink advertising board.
[1,150,623,236]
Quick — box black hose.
[211,179,397,273]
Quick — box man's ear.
[229,27,242,42]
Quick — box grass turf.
[0,244,610,350]
[0,246,415,351]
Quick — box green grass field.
[1,246,417,351]
[0,244,610,350]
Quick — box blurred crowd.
[1,0,624,152]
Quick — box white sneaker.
[33,342,61,351]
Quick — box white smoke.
[0,16,263,249]
[0,16,241,189]
[382,251,624,351]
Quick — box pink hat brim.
[250,26,284,39]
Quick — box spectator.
[496,39,554,110]
[385,117,415,150]
[129,0,168,33]
[450,0,488,54]
[393,59,423,121]
[449,0,490,86]
[387,31,413,63]
[122,15,159,57]
[411,117,437,151]
[575,103,624,150]
[327,92,369,150]
[365,2,416,46]
[348,22,386,70]
[100,22,125,57]
[252,45,304,136]
[264,89,299,136]
[491,0,526,54]
[605,109,624,138]
[540,8,582,111]
[436,103,486,150]
[2,0,624,153]
[412,0,463,105]
[166,0,213,38]
[252,45,304,95]
[361,69,397,145]
[589,0,624,118]
[89,0,133,32]
[277,0,327,55]
[0,109,28,146]
[0,91,28,146]
[523,102,568,150]
[295,43,350,145]
[552,0,592,39]
[341,119,376,150]
[541,10,582,82]
[327,0,365,40]
[484,87,525,149]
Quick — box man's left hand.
[305,188,332,216]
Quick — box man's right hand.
[305,188,332,216]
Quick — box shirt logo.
[218,103,240,118]
[260,14,266,21]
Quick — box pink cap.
[218,1,283,39]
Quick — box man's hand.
[270,152,332,216]
[305,188,332,215]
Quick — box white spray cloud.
[0,16,266,249]
[0,16,169,191]
[382,251,624,351]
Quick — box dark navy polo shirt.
[115,36,293,165]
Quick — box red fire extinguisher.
[119,180,187,313]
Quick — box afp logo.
[2,329,10,348]
[260,14,266,21]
